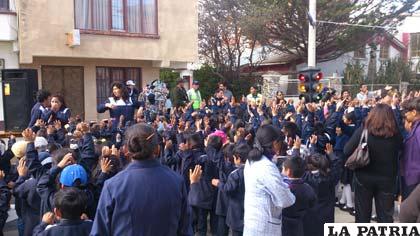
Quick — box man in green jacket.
[187,80,202,110]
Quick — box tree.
[199,0,267,83]
[242,0,419,62]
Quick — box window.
[74,0,158,36]
[380,42,389,60]
[96,67,142,105]
[411,33,420,58]
[0,0,9,11]
[353,46,366,59]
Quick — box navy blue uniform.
[29,103,48,128]
[282,178,317,236]
[302,153,342,236]
[42,107,71,126]
[0,179,11,236]
[13,176,41,236]
[91,159,192,236]
[222,165,245,234]
[33,219,92,236]
[97,97,140,129]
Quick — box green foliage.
[160,69,180,91]
[193,64,222,99]
[374,58,414,84]
[343,61,366,95]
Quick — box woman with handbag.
[344,104,403,223]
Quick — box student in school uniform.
[281,156,317,236]
[29,89,51,128]
[13,156,45,236]
[91,124,192,236]
[303,143,342,236]
[42,94,71,126]
[97,82,140,130]
[188,134,222,236]
[32,188,92,236]
[0,170,11,236]
[213,143,251,236]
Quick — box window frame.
[379,42,390,60]
[411,33,420,58]
[96,67,142,105]
[0,0,11,13]
[74,0,159,38]
[353,46,366,59]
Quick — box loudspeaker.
[2,69,38,132]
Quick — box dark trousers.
[0,212,8,236]
[231,230,243,236]
[354,176,395,223]
[217,216,229,236]
[196,208,217,236]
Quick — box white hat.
[34,136,48,150]
[126,80,136,86]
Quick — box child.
[0,170,11,236]
[32,188,92,236]
[220,143,250,236]
[302,143,342,236]
[281,157,317,236]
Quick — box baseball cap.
[192,80,200,85]
[126,80,136,86]
[59,164,88,187]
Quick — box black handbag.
[344,129,370,170]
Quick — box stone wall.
[261,73,291,98]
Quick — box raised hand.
[22,128,36,142]
[111,145,119,157]
[309,135,318,145]
[17,158,28,177]
[100,158,113,174]
[189,165,202,184]
[42,212,55,225]
[57,153,75,169]
[54,120,62,130]
[325,143,334,155]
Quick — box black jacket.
[343,126,403,190]
[282,178,317,236]
[33,219,92,236]
[223,165,245,232]
[13,176,41,236]
[171,86,189,108]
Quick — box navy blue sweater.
[91,159,192,236]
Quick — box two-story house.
[0,0,19,130]
[8,0,197,124]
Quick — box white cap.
[34,136,48,149]
[126,80,136,86]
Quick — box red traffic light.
[298,74,306,82]
[314,72,323,81]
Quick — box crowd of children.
[0,80,419,236]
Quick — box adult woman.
[97,82,139,129]
[243,125,295,236]
[91,124,191,235]
[344,104,403,223]
[42,94,70,125]
[401,97,420,199]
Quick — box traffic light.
[297,68,323,102]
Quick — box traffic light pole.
[308,0,316,67]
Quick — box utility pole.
[308,0,316,67]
